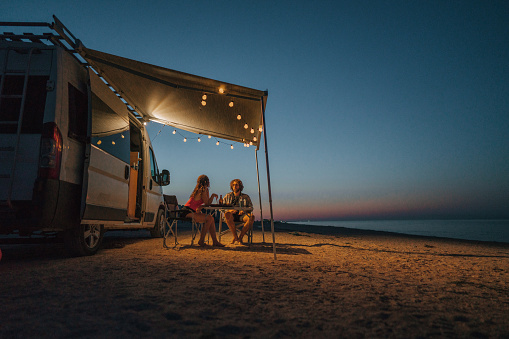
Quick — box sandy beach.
[1,221,508,338]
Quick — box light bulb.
[250,128,254,134]
[244,123,248,129]
[219,88,224,94]
[216,141,220,145]
[253,136,257,142]
[121,134,125,138]
[143,122,147,126]
[202,94,207,100]
[249,141,253,145]
[97,140,102,145]
[201,100,207,106]
[112,141,115,145]
[237,114,241,120]
[184,138,187,142]
[259,126,263,132]
[208,135,211,138]
[198,138,201,142]
[172,130,176,134]
[229,101,234,107]
[230,145,233,149]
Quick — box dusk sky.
[3,1,508,221]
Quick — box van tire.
[150,209,165,238]
[64,224,104,256]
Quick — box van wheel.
[64,224,104,256]
[150,209,165,238]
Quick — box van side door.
[81,70,130,222]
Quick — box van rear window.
[0,75,49,134]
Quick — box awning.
[79,47,267,147]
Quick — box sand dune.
[1,222,508,338]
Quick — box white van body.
[0,40,169,255]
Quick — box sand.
[0,222,508,338]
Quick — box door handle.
[125,165,130,180]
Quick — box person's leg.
[189,213,209,246]
[238,214,255,243]
[224,211,239,243]
[205,215,224,246]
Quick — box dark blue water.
[292,219,509,243]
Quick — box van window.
[149,147,160,184]
[90,92,130,163]
[0,75,48,134]
[68,83,88,142]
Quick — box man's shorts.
[232,212,243,223]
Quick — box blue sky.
[3,1,508,220]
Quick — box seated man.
[220,179,255,244]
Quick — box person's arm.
[202,187,217,206]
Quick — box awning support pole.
[255,150,265,242]
[261,95,276,260]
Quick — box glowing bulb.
[143,122,147,126]
[253,136,257,142]
[112,141,115,145]
[97,140,102,145]
[259,126,263,132]
[249,141,253,145]
[250,128,254,134]
[184,138,187,142]
[198,138,201,142]
[229,101,234,107]
[173,130,176,134]
[208,135,211,139]
[202,94,207,100]
[244,123,248,129]
[121,134,125,138]
[237,114,242,120]
[219,88,225,94]
[201,100,207,106]
[230,145,234,149]
[216,141,220,145]
[247,143,250,147]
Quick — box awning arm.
[255,150,265,242]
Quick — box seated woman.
[181,175,224,247]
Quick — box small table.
[203,205,254,244]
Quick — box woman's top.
[184,197,204,212]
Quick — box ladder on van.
[0,46,37,207]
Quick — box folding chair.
[218,211,253,245]
[162,195,206,248]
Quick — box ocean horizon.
[289,219,509,244]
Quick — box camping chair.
[162,195,206,248]
[218,211,253,245]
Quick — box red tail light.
[38,122,63,180]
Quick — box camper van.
[0,35,169,255]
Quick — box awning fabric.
[79,47,267,147]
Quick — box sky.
[3,1,508,221]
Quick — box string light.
[216,141,220,145]
[231,145,234,149]
[121,134,125,138]
[202,94,207,100]
[112,141,115,145]
[229,100,234,107]
[173,130,176,134]
[208,135,211,138]
[201,100,207,106]
[219,87,225,94]
[97,140,102,145]
[253,136,257,142]
[244,123,248,129]
[184,138,187,142]
[237,114,242,120]
[197,137,201,142]
[259,126,263,132]
[250,128,255,134]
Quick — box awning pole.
[255,150,265,242]
[261,95,276,260]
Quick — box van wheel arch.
[150,208,165,238]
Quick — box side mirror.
[160,169,170,186]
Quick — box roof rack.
[0,15,142,118]
[0,15,85,62]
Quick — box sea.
[291,219,509,244]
